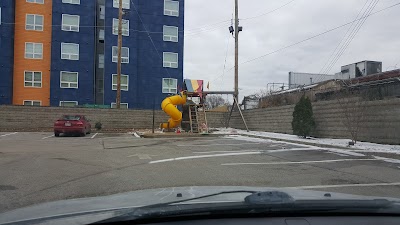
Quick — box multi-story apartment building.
[0,0,184,109]
[0,1,15,105]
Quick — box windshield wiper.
[93,190,257,224]
[94,191,398,224]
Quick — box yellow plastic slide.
[160,91,187,129]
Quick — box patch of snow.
[212,128,400,154]
[373,156,400,164]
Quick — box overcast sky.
[183,0,400,100]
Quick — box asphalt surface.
[1,131,400,213]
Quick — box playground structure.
[160,79,207,133]
[160,79,248,133]
[160,91,187,129]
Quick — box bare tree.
[205,95,228,110]
[336,88,368,144]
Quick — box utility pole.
[234,0,239,101]
[116,0,123,109]
[227,0,248,132]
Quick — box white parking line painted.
[325,152,348,157]
[193,148,315,154]
[194,150,265,154]
[224,135,317,149]
[293,182,400,189]
[324,148,365,157]
[128,154,156,159]
[91,133,99,139]
[266,148,320,152]
[42,135,54,140]
[0,132,18,137]
[221,159,378,166]
[149,151,263,164]
[178,143,261,147]
[373,156,400,164]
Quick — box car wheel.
[54,132,60,137]
[80,132,86,137]
[86,130,91,134]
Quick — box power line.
[210,2,400,83]
[314,0,376,84]
[184,22,231,37]
[2,21,230,36]
[241,0,296,20]
[130,0,173,80]
[322,0,380,76]
[318,0,370,76]
[8,1,297,36]
[221,29,233,82]
[185,20,231,33]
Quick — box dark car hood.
[1,186,399,224]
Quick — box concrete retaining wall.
[1,98,399,144]
[0,105,169,132]
[228,98,400,145]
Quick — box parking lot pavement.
[1,133,400,213]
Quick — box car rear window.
[61,115,81,120]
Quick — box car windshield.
[1,0,400,223]
[62,115,81,121]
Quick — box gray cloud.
[183,0,400,99]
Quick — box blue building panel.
[102,0,184,109]
[0,0,15,105]
[50,0,96,106]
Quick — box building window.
[163,26,178,42]
[162,78,178,93]
[26,0,44,4]
[60,71,78,88]
[0,8,2,25]
[111,103,128,109]
[112,46,129,63]
[163,52,178,68]
[99,5,105,19]
[23,100,41,106]
[62,14,80,32]
[25,42,43,59]
[98,54,104,68]
[26,14,43,31]
[112,74,129,91]
[61,43,79,60]
[113,0,130,9]
[24,71,42,88]
[99,29,105,41]
[112,18,129,36]
[164,0,179,17]
[62,0,80,4]
[59,101,78,107]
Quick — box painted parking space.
[2,133,400,213]
[0,132,18,138]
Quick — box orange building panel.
[13,0,52,106]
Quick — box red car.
[54,115,92,137]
